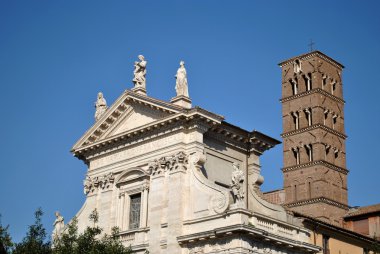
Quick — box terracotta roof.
[344,203,380,218]
[292,211,378,244]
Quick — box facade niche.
[293,59,302,73]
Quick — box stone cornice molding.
[72,90,182,150]
[278,50,344,69]
[282,160,349,174]
[177,224,320,253]
[280,88,345,104]
[207,125,280,154]
[284,197,349,210]
[281,124,347,139]
[73,113,219,162]
[72,89,225,152]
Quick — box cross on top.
[308,39,315,52]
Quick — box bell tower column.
[279,51,348,225]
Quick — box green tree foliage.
[12,208,51,254]
[53,209,132,254]
[3,208,132,254]
[0,214,13,254]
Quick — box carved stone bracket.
[84,172,115,195]
[149,152,189,176]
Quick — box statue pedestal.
[131,86,147,96]
[170,95,192,109]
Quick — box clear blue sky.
[1,0,379,243]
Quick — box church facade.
[69,53,378,253]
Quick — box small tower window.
[332,114,338,129]
[290,78,298,95]
[292,111,300,130]
[322,74,328,90]
[324,144,331,160]
[292,147,300,165]
[304,108,312,126]
[305,144,313,162]
[334,148,339,159]
[331,79,337,95]
[304,73,312,91]
[324,109,329,125]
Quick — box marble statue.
[231,162,244,207]
[133,55,147,89]
[52,211,64,241]
[95,92,107,121]
[175,61,189,97]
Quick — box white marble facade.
[71,88,320,253]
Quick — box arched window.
[322,74,328,90]
[332,114,338,129]
[304,108,312,126]
[115,168,150,232]
[324,144,331,161]
[291,111,300,130]
[290,78,298,95]
[331,79,337,95]
[305,144,313,162]
[324,109,329,125]
[304,73,312,91]
[292,147,300,165]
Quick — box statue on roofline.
[133,55,147,89]
[175,60,189,97]
[94,92,107,121]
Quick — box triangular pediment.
[105,102,170,138]
[72,90,182,151]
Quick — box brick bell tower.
[279,51,349,225]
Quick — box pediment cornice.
[72,90,187,151]
[72,110,223,162]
